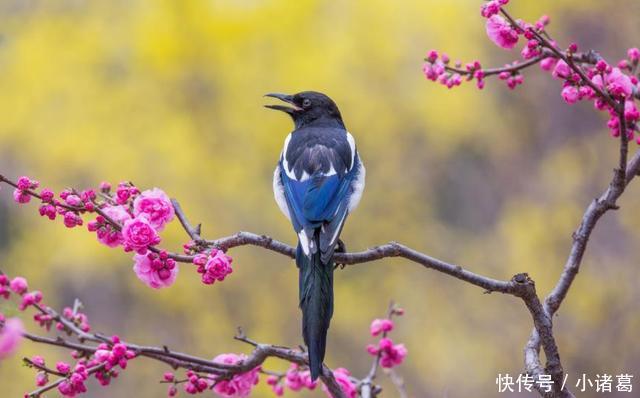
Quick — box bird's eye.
[302,98,312,108]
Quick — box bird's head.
[264,91,345,129]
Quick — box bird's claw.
[334,239,347,269]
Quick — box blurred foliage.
[0,0,639,397]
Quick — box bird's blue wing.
[280,156,360,260]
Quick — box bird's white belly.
[273,166,291,220]
[348,160,365,213]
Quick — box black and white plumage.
[266,91,365,380]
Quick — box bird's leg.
[333,239,347,269]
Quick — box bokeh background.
[0,0,639,397]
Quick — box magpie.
[265,91,365,380]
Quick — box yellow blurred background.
[0,0,639,396]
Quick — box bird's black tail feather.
[296,235,334,381]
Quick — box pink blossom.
[93,338,136,373]
[9,277,28,295]
[104,205,132,223]
[521,40,540,60]
[591,74,604,89]
[99,181,111,192]
[0,289,8,301]
[561,86,580,104]
[370,318,394,336]
[13,189,31,204]
[540,57,557,72]
[480,0,503,18]
[619,59,630,70]
[122,216,161,253]
[61,306,91,332]
[367,337,408,368]
[56,361,72,374]
[63,212,83,228]
[40,188,54,202]
[133,188,175,231]
[17,176,33,190]
[19,290,43,311]
[552,60,571,79]
[39,204,57,220]
[322,368,356,398]
[212,353,260,398]
[197,249,233,285]
[65,195,83,207]
[57,364,89,396]
[133,252,178,289]
[284,363,317,391]
[0,318,24,359]
[184,372,210,394]
[95,205,132,247]
[485,15,519,50]
[115,184,131,205]
[628,48,640,63]
[608,115,621,137]
[579,86,595,100]
[506,74,524,90]
[605,68,634,98]
[536,14,550,28]
[378,338,408,368]
[31,355,45,366]
[36,372,49,386]
[596,60,609,72]
[425,50,438,63]
[422,61,445,81]
[625,100,640,122]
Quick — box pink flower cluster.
[13,176,38,203]
[0,317,24,360]
[555,56,640,140]
[88,187,173,254]
[367,337,408,368]
[35,183,96,228]
[5,175,240,290]
[423,3,640,143]
[26,341,127,396]
[122,216,161,253]
[266,363,317,396]
[183,371,211,395]
[94,336,136,371]
[422,50,484,89]
[88,205,131,247]
[369,318,394,336]
[59,306,91,333]
[133,251,179,289]
[366,311,408,369]
[1,275,46,315]
[321,368,357,398]
[57,363,91,397]
[133,188,175,230]
[211,353,260,397]
[54,351,124,397]
[486,14,518,50]
[193,249,233,285]
[480,0,508,18]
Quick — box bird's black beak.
[264,93,301,114]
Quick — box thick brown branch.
[522,144,640,398]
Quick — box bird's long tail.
[296,233,334,381]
